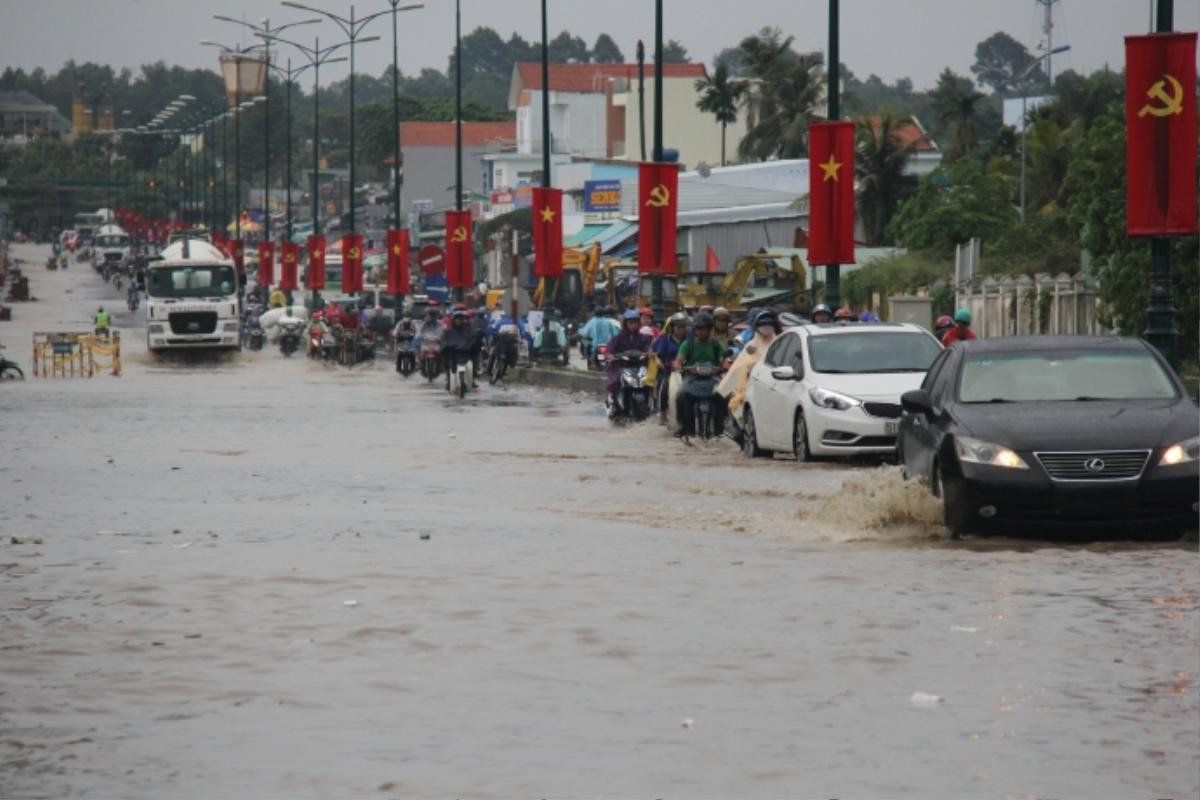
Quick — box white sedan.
[740,322,943,461]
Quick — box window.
[958,350,1178,403]
[921,350,951,392]
[147,265,236,299]
[806,332,942,374]
[765,334,795,367]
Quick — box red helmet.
[936,315,953,327]
[639,306,653,317]
[834,307,854,319]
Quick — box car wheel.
[932,461,972,538]
[793,411,815,463]
[741,406,769,458]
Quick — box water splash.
[798,466,944,542]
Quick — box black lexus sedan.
[898,336,1199,536]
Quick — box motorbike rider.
[712,307,734,347]
[835,306,856,324]
[93,306,111,336]
[934,314,954,342]
[441,308,483,383]
[812,303,832,324]
[606,309,654,417]
[579,305,620,362]
[653,313,689,422]
[941,308,977,346]
[268,288,287,309]
[393,315,416,347]
[639,306,659,337]
[673,312,727,438]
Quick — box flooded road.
[2,243,1197,799]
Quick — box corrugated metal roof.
[564,224,608,247]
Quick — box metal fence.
[956,272,1114,339]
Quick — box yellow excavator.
[532,242,601,319]
[677,251,807,312]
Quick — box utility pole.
[649,0,665,322]
[1145,0,1177,367]
[825,0,842,311]
[539,0,555,324]
[1036,0,1061,83]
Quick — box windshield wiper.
[1071,396,1114,401]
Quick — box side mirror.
[901,389,933,415]
[771,366,797,381]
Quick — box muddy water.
[1,243,1197,799]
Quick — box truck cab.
[144,238,241,353]
[94,224,132,270]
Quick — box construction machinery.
[532,243,600,320]
[678,251,806,313]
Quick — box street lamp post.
[649,0,665,322]
[281,1,388,235]
[203,41,268,240]
[385,1,424,229]
[1017,45,1071,223]
[536,0,561,361]
[264,57,313,242]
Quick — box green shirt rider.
[94,307,111,330]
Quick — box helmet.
[714,306,731,320]
[858,311,879,322]
[936,315,954,328]
[835,307,854,320]
[745,308,763,328]
[954,308,972,324]
[453,302,467,311]
[466,309,476,318]
[755,311,779,329]
[451,309,468,320]
[693,312,714,329]
[623,308,641,321]
[813,303,831,318]
[699,305,714,315]
[639,306,653,317]
[667,312,688,328]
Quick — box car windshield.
[806,332,942,373]
[147,265,237,298]
[959,350,1178,402]
[96,235,129,248]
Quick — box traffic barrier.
[32,331,121,377]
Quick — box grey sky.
[2,0,1196,90]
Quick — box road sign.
[419,243,444,275]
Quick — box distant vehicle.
[678,251,807,314]
[94,224,132,269]
[144,238,241,353]
[898,336,1200,536]
[741,322,943,461]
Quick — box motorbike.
[245,319,266,351]
[593,342,610,373]
[126,286,140,312]
[46,255,58,270]
[419,333,442,383]
[487,327,519,385]
[446,349,475,399]
[0,343,24,380]
[113,272,123,291]
[608,351,652,423]
[395,337,416,377]
[683,363,724,442]
[309,327,337,360]
[279,320,303,357]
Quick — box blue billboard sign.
[583,180,622,213]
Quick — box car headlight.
[808,386,861,411]
[148,324,165,334]
[1159,435,1199,466]
[223,322,240,332]
[955,435,1029,469]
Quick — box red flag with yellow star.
[342,234,364,294]
[807,121,856,265]
[305,234,326,290]
[387,228,411,295]
[257,241,275,288]
[279,243,300,291]
[1125,32,1198,236]
[532,187,563,278]
[445,210,473,289]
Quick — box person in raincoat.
[717,309,782,427]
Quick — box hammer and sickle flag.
[279,242,300,291]
[257,241,275,288]
[305,234,327,290]
[444,210,474,289]
[386,228,411,295]
[807,120,856,265]
[532,187,564,279]
[341,234,364,294]
[638,161,680,275]
[1125,32,1198,236]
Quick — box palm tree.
[737,51,823,161]
[855,114,919,245]
[695,63,748,166]
[939,85,986,163]
[1024,117,1080,213]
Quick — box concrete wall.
[401,144,489,216]
[681,217,803,273]
[517,91,608,159]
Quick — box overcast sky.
[2,0,1196,90]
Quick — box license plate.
[884,421,898,435]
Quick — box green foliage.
[736,28,823,161]
[970,31,1048,96]
[842,250,953,309]
[888,160,1018,255]
[983,212,1080,277]
[662,40,690,64]
[695,63,749,165]
[591,34,625,64]
[854,114,918,245]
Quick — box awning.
[564,224,608,247]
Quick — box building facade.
[398,121,515,218]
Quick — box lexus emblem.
[1083,458,1106,473]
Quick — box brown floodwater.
[1,244,1196,799]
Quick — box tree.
[930,68,986,162]
[591,33,624,63]
[736,28,823,161]
[548,31,589,63]
[855,114,918,245]
[662,39,690,63]
[887,159,1018,254]
[1023,117,1079,214]
[971,31,1047,95]
[695,63,748,166]
[713,47,748,77]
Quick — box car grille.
[1034,450,1150,481]
[863,402,902,419]
[169,311,218,335]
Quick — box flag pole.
[824,0,842,312]
[1145,0,1177,368]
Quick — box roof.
[861,115,939,152]
[0,90,59,113]
[959,335,1146,353]
[514,62,706,93]
[400,121,515,148]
